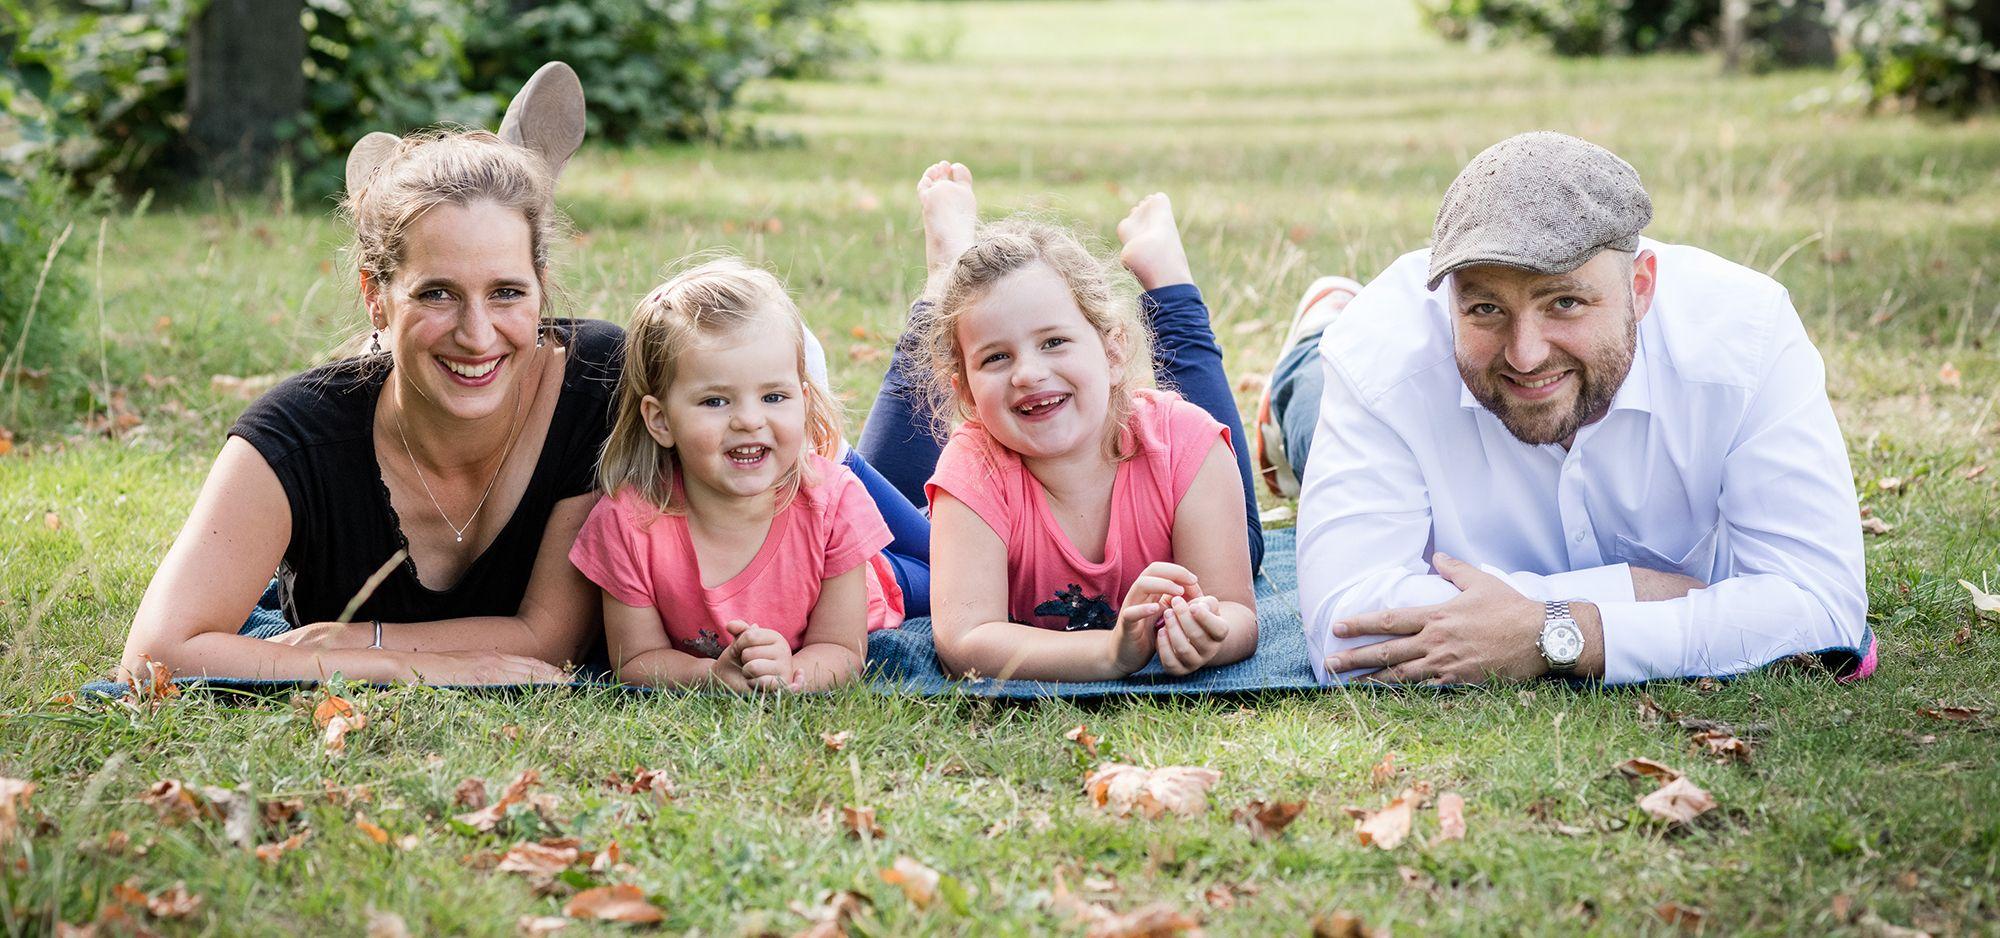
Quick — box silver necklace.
[394,368,531,545]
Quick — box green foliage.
[0,159,98,399]
[1419,0,1720,56]
[1839,0,1999,115]
[1,0,869,201]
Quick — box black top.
[229,319,623,628]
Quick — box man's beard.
[1458,311,1637,447]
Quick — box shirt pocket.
[1611,521,1721,583]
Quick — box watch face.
[1546,622,1584,662]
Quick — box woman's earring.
[535,324,546,349]
[368,330,382,355]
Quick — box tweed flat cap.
[1426,131,1653,292]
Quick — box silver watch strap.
[1545,599,1571,620]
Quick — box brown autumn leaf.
[498,841,579,876]
[517,916,570,936]
[457,769,540,831]
[1232,799,1305,840]
[1637,694,1676,725]
[1877,476,1904,493]
[1861,516,1893,536]
[821,731,852,752]
[587,840,623,873]
[254,831,310,863]
[1962,465,1988,481]
[1083,763,1221,820]
[260,797,303,828]
[1065,724,1100,756]
[1312,909,1388,938]
[42,511,60,531]
[209,373,282,401]
[1433,792,1467,843]
[1954,626,1974,646]
[1690,729,1755,764]
[1654,901,1706,930]
[312,695,358,728]
[1084,905,1201,938]
[0,426,13,458]
[605,767,675,801]
[1368,752,1397,788]
[878,856,942,909]
[1638,776,1717,826]
[354,816,391,845]
[453,777,489,810]
[1917,704,1983,722]
[365,910,411,938]
[846,343,883,364]
[790,889,870,938]
[0,778,35,845]
[1614,757,1683,782]
[840,805,883,841]
[1856,911,1932,937]
[140,780,208,825]
[141,881,202,919]
[1938,362,1962,387]
[563,884,664,924]
[128,656,179,705]
[1343,787,1420,850]
[323,714,364,756]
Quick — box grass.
[3,0,1998,933]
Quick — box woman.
[119,66,606,684]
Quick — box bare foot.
[917,160,978,297]
[1116,193,1195,292]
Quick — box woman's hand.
[407,650,571,685]
[1110,561,1200,675]
[1155,595,1229,675]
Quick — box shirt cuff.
[1489,563,1635,605]
[1594,600,1689,685]
[1141,282,1203,307]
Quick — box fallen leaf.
[1690,729,1755,764]
[457,769,540,831]
[1368,752,1397,788]
[791,888,869,937]
[1637,694,1676,725]
[0,426,12,457]
[43,511,60,531]
[1344,787,1420,849]
[127,656,179,705]
[563,884,663,924]
[1065,724,1100,756]
[312,695,358,728]
[1258,505,1293,524]
[1202,884,1239,909]
[1654,902,1705,930]
[143,881,202,919]
[1861,516,1893,536]
[1083,764,1221,820]
[1693,677,1722,694]
[260,797,303,827]
[1856,911,1932,937]
[1961,580,2000,616]
[0,778,35,844]
[355,816,391,845]
[140,780,208,824]
[1638,776,1717,826]
[323,714,363,756]
[498,841,579,876]
[201,785,257,849]
[847,343,883,364]
[453,777,489,810]
[1953,625,1973,646]
[1396,865,1440,897]
[1614,757,1683,782]
[1917,704,1982,722]
[1234,372,1268,394]
[1433,792,1467,843]
[1232,799,1305,840]
[841,805,883,840]
[366,909,410,938]
[498,724,521,741]
[517,916,570,936]
[821,731,852,752]
[588,840,622,873]
[605,767,674,801]
[1085,905,1201,937]
[879,856,942,908]
[255,830,310,863]
[1830,893,1854,923]
[1962,465,1988,481]
[209,373,282,401]
[1877,476,1904,492]
[1312,909,1387,938]
[1938,362,1961,387]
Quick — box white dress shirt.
[1297,240,1868,685]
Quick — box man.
[1255,131,1874,685]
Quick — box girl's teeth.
[441,357,501,378]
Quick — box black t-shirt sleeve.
[227,365,377,554]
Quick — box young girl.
[569,259,917,691]
[880,163,1261,682]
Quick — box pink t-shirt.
[569,454,903,658]
[925,389,1230,631]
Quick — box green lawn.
[4,0,1999,934]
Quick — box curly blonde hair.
[598,257,845,514]
[907,217,1154,459]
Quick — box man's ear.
[499,62,586,181]
[345,132,401,201]
[639,394,675,450]
[1630,249,1658,323]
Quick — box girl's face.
[955,261,1118,463]
[369,199,542,422]
[643,314,807,503]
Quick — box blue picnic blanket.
[82,529,1317,700]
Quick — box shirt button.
[1573,531,1587,543]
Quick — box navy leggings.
[852,283,1265,580]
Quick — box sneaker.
[1254,275,1363,498]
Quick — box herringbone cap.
[1426,131,1653,291]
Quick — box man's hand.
[1324,552,1547,684]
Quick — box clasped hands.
[1112,561,1231,676]
[711,619,806,692]
[1323,552,1550,685]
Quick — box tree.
[185,0,305,187]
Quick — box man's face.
[1450,249,1655,447]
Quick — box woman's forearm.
[131,630,435,684]
[1210,601,1260,668]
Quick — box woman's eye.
[419,289,453,302]
[493,287,526,301]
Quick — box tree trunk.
[186,0,306,188]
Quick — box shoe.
[1254,275,1363,498]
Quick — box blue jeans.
[855,285,1265,575]
[1268,326,1328,480]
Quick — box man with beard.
[1256,132,1872,685]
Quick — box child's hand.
[1111,562,1200,674]
[721,619,796,693]
[1155,594,1229,676]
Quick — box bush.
[1840,0,1999,114]
[0,160,95,400]
[1,0,870,200]
[1421,0,1720,55]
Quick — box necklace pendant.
[455,534,464,543]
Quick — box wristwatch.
[1537,600,1584,675]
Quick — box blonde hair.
[598,257,844,513]
[340,128,566,342]
[908,217,1154,459]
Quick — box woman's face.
[370,199,542,422]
